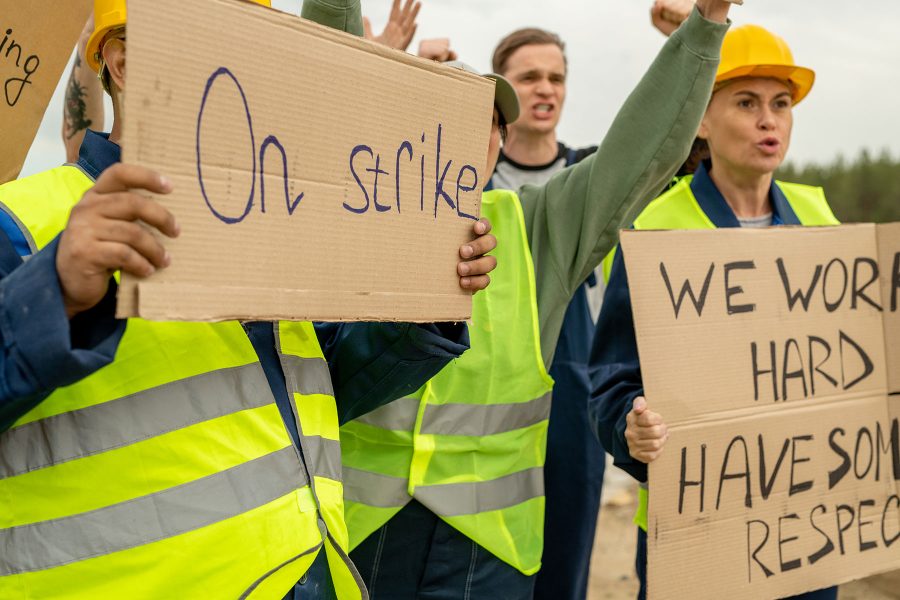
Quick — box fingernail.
[460,277,470,288]
[160,176,172,191]
[173,221,181,236]
[476,222,486,234]
[459,263,470,275]
[163,251,171,267]
[461,245,473,258]
[146,265,156,276]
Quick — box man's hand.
[694,0,735,23]
[363,0,421,51]
[625,397,669,463]
[57,164,179,318]
[458,218,497,293]
[650,0,693,36]
[418,38,458,63]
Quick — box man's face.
[502,43,566,135]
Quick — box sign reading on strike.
[0,0,92,184]
[621,224,900,599]
[118,0,493,322]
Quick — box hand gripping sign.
[118,0,493,322]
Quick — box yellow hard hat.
[716,24,815,105]
[85,0,273,73]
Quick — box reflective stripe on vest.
[0,164,92,252]
[341,189,554,575]
[616,177,838,532]
[0,167,363,599]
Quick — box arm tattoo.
[64,55,93,140]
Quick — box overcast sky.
[21,0,900,178]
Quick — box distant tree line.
[778,149,900,223]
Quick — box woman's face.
[699,77,794,178]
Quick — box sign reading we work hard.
[0,0,92,184]
[118,0,493,322]
[622,224,900,599]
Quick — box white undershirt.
[738,213,774,228]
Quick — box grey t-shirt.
[738,213,774,228]
[491,142,597,191]
[490,142,605,320]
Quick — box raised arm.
[301,0,365,36]
[519,3,732,365]
[62,17,104,162]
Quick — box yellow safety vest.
[600,175,839,532]
[340,189,554,575]
[0,165,364,599]
[601,177,839,281]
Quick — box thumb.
[632,396,647,415]
[363,17,374,40]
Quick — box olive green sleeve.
[300,0,364,36]
[518,7,729,367]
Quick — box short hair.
[492,28,567,76]
[496,105,508,143]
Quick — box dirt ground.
[586,462,900,600]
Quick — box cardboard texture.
[119,0,493,322]
[0,0,92,184]
[878,223,900,395]
[621,225,900,600]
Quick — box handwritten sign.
[621,224,900,599]
[0,0,92,183]
[118,0,493,322]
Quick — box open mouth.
[757,137,781,154]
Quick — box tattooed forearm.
[62,42,104,163]
[64,55,93,140]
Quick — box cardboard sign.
[878,223,900,395]
[621,224,900,599]
[118,0,493,322]
[0,0,92,183]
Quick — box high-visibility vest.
[601,176,839,282]
[0,165,364,600]
[599,175,839,532]
[340,189,554,575]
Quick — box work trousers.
[351,500,535,600]
[535,278,606,600]
[635,528,838,600]
[534,359,605,600]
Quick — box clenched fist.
[650,0,694,36]
[625,396,669,463]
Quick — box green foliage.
[777,149,900,223]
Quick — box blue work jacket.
[587,162,802,482]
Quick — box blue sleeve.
[314,322,469,424]
[587,249,647,482]
[0,235,125,432]
[0,209,32,258]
